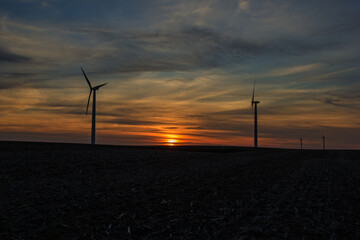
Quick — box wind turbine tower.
[251,81,260,148]
[81,67,107,145]
[322,135,326,150]
[300,138,303,150]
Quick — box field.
[1,141,359,239]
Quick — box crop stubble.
[0,142,359,239]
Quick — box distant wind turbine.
[300,138,303,150]
[322,135,326,150]
[81,67,107,145]
[251,81,260,148]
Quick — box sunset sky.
[0,0,359,149]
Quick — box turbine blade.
[250,80,256,114]
[95,83,107,89]
[86,89,92,115]
[81,67,92,89]
[251,80,256,103]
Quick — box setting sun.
[167,139,177,146]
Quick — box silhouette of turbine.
[251,81,260,148]
[81,67,107,145]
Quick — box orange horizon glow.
[0,107,359,149]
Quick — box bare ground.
[0,141,359,239]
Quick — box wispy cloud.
[0,46,31,62]
[70,26,338,74]
[269,63,323,77]
[237,1,250,12]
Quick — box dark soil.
[1,141,359,239]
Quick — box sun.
[167,139,177,146]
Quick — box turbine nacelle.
[93,83,107,90]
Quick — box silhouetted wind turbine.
[251,81,260,148]
[81,67,107,145]
[322,135,326,150]
[300,138,303,150]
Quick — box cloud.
[162,127,178,129]
[323,97,349,108]
[308,67,358,82]
[79,26,265,72]
[0,72,39,89]
[265,38,336,55]
[102,117,168,126]
[0,14,339,76]
[74,26,337,74]
[237,1,250,12]
[319,88,360,110]
[269,63,323,77]
[0,46,31,63]
[185,126,205,130]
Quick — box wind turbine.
[251,81,260,148]
[81,67,107,145]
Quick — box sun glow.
[167,139,177,146]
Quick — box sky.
[0,0,359,149]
